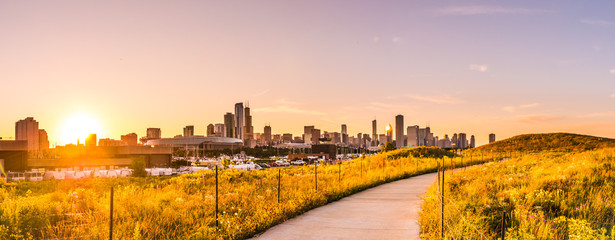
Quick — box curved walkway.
[251,172,438,240]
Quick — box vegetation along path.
[251,172,438,240]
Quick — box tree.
[131,157,147,177]
[381,142,396,152]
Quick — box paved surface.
[251,172,438,240]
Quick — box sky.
[1,1,614,146]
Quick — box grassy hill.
[473,133,615,152]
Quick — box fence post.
[360,161,363,177]
[441,163,445,240]
[278,168,281,203]
[501,210,506,240]
[215,165,219,228]
[109,185,113,240]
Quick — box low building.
[146,136,243,150]
[0,140,28,172]
[311,144,337,160]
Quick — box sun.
[59,113,104,145]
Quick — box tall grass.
[1,148,491,239]
[420,148,615,239]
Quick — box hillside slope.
[474,133,615,152]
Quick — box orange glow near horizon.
[59,113,104,145]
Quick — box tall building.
[207,124,215,137]
[86,134,97,147]
[372,119,377,145]
[489,133,496,143]
[15,117,39,151]
[311,128,321,144]
[425,127,433,146]
[234,102,244,140]
[263,125,272,145]
[304,126,314,144]
[452,133,458,148]
[224,113,235,138]
[407,125,419,147]
[214,124,226,137]
[38,129,49,150]
[282,133,293,143]
[395,115,404,148]
[386,124,393,143]
[183,125,194,137]
[459,133,468,148]
[244,106,253,141]
[470,135,476,148]
[121,133,138,146]
[146,128,161,139]
[418,128,427,146]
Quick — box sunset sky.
[1,1,614,146]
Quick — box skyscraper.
[470,135,476,148]
[459,133,468,148]
[224,113,235,138]
[15,117,39,151]
[407,125,419,147]
[304,126,314,144]
[85,134,97,147]
[207,124,215,137]
[244,106,253,141]
[263,125,272,145]
[386,124,393,143]
[395,115,404,148]
[372,119,377,145]
[214,124,226,137]
[234,102,244,140]
[311,128,320,145]
[38,129,49,150]
[183,125,194,137]
[146,128,161,139]
[489,133,496,143]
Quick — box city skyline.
[2,1,614,145]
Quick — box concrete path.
[251,172,438,240]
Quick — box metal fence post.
[441,165,445,240]
[109,185,113,240]
[278,168,281,203]
[215,165,219,228]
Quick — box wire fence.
[2,152,496,239]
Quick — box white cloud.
[251,89,269,97]
[577,111,614,118]
[513,114,563,123]
[405,94,464,104]
[469,64,488,72]
[253,105,326,116]
[436,6,551,16]
[580,19,615,26]
[502,103,539,113]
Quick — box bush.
[131,157,147,177]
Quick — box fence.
[2,152,495,239]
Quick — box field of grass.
[0,147,491,240]
[420,148,615,239]
[471,133,615,152]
